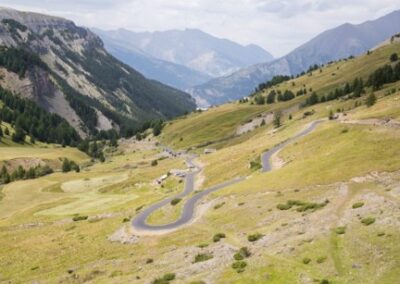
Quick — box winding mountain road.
[132,120,322,233]
[262,120,322,171]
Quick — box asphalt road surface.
[262,120,322,172]
[132,120,322,232]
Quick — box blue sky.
[1,0,399,57]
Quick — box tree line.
[250,55,400,109]
[0,164,53,185]
[0,87,80,145]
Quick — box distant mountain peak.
[95,27,274,88]
[189,9,400,107]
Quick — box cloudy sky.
[1,0,399,57]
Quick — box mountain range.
[0,7,196,137]
[188,10,400,107]
[94,28,274,91]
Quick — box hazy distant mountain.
[190,10,400,107]
[93,29,212,90]
[94,28,274,80]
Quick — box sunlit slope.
[162,41,400,151]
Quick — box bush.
[320,279,330,284]
[361,217,375,226]
[277,200,328,212]
[162,273,175,281]
[302,257,311,264]
[248,233,263,242]
[335,227,346,235]
[213,233,226,242]
[194,253,213,263]
[146,258,153,264]
[234,247,251,261]
[390,53,398,62]
[277,203,292,210]
[352,202,364,209]
[170,198,182,206]
[234,252,244,261]
[249,158,262,171]
[152,273,176,284]
[232,261,247,273]
[214,202,225,210]
[366,93,377,107]
[317,256,327,264]
[151,160,158,167]
[72,215,88,222]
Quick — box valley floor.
[1,92,400,284]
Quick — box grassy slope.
[0,43,400,283]
[162,41,400,152]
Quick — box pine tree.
[12,127,25,143]
[62,159,71,173]
[366,93,377,107]
[273,111,282,128]
[390,53,398,62]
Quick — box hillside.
[189,10,400,107]
[0,34,400,283]
[0,8,196,137]
[95,28,273,79]
[0,29,400,284]
[164,38,400,151]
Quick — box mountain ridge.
[94,27,274,89]
[0,7,196,137]
[190,9,400,107]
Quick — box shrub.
[234,247,251,260]
[248,233,263,242]
[72,215,88,222]
[335,227,346,235]
[352,202,364,209]
[277,200,328,212]
[302,257,311,264]
[146,258,154,264]
[152,273,176,284]
[213,233,226,242]
[162,273,175,281]
[197,243,209,248]
[320,279,330,284]
[151,160,158,167]
[194,253,213,263]
[317,256,327,264]
[390,53,398,62]
[234,252,244,260]
[232,261,247,273]
[296,200,328,212]
[361,217,375,226]
[214,202,225,210]
[277,203,292,210]
[366,93,377,107]
[170,198,182,206]
[190,281,206,284]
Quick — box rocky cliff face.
[0,8,196,137]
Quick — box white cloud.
[1,0,399,57]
